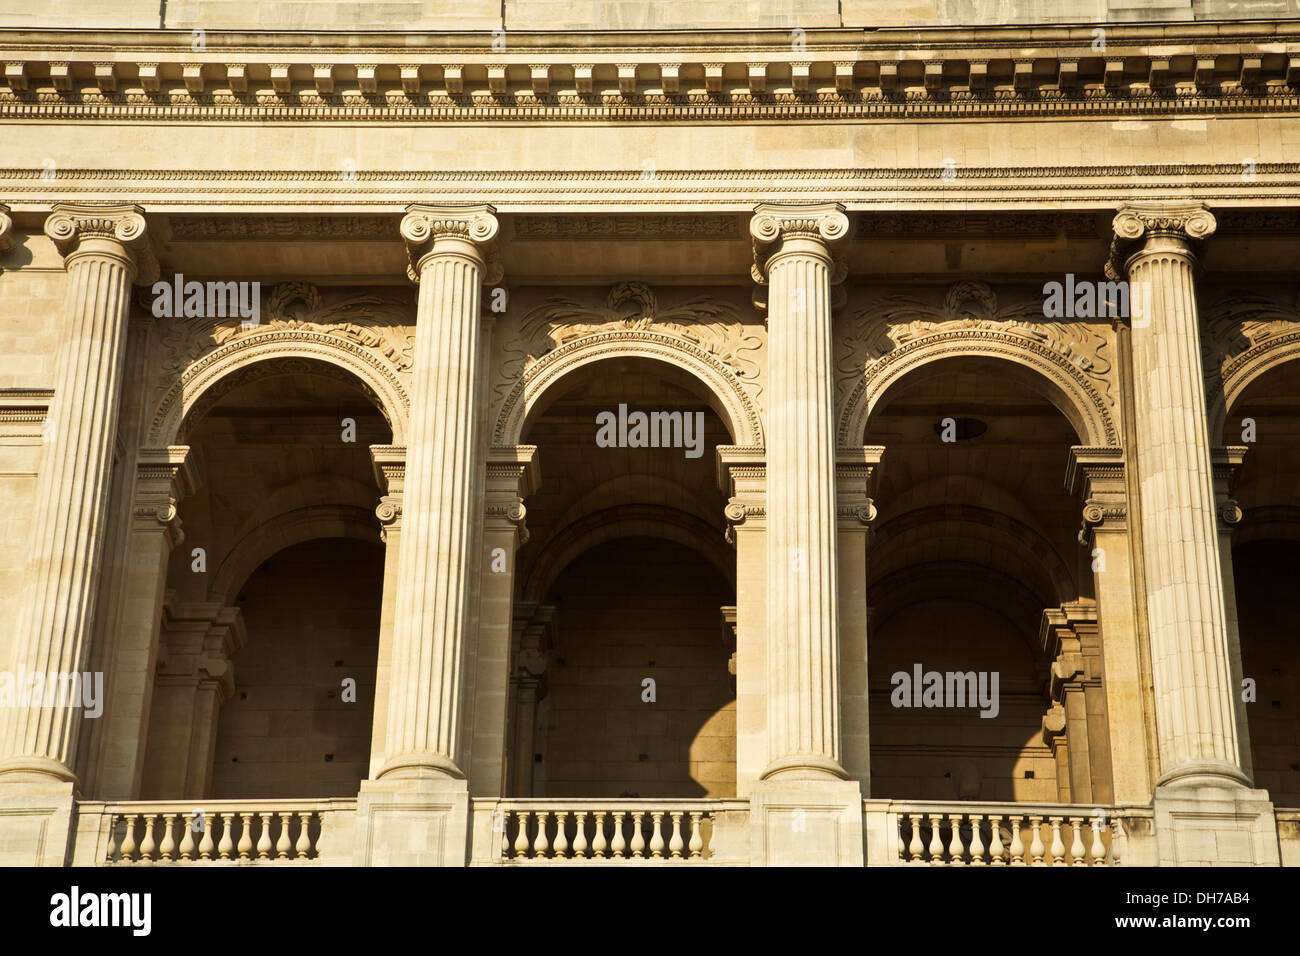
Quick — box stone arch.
[148,330,409,447]
[838,330,1116,448]
[493,331,763,448]
[210,504,381,604]
[1210,329,1300,439]
[520,504,733,604]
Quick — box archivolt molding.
[1202,286,1300,437]
[209,503,381,604]
[493,281,764,447]
[836,281,1117,447]
[147,281,413,445]
[519,503,733,605]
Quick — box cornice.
[2,32,1300,120]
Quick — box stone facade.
[0,1,1298,867]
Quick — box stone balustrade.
[474,799,748,864]
[73,799,356,864]
[874,800,1136,866]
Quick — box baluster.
[237,812,254,861]
[610,812,627,859]
[501,812,511,859]
[1049,817,1066,866]
[649,812,666,859]
[688,812,704,860]
[669,812,685,859]
[157,814,177,862]
[968,814,986,866]
[572,811,589,859]
[907,814,924,863]
[178,814,197,861]
[592,812,608,859]
[947,814,966,865]
[139,815,158,863]
[988,815,1005,865]
[514,811,531,858]
[1069,817,1086,866]
[217,814,235,860]
[198,812,215,860]
[296,812,313,858]
[1090,817,1107,866]
[926,813,944,864]
[105,814,121,864]
[533,811,551,858]
[256,813,274,860]
[1028,816,1045,866]
[630,812,646,859]
[1008,817,1025,866]
[276,812,293,860]
[553,811,570,859]
[119,814,138,864]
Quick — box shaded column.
[468,445,539,796]
[718,445,766,797]
[365,443,405,779]
[0,204,157,783]
[835,446,883,793]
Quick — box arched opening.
[140,360,391,799]
[1223,358,1300,806]
[511,355,736,797]
[863,354,1101,802]
[211,537,383,799]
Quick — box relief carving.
[1201,286,1300,409]
[836,280,1116,415]
[494,281,765,414]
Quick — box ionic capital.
[42,202,158,284]
[400,203,500,283]
[749,201,851,278]
[1107,201,1216,278]
[0,203,14,258]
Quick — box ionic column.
[376,204,499,781]
[0,204,156,782]
[1110,203,1249,788]
[749,203,851,781]
[1209,446,1254,785]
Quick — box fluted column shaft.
[750,204,850,781]
[0,204,153,781]
[1114,203,1249,789]
[379,205,499,781]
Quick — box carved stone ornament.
[493,281,765,445]
[400,203,501,284]
[749,203,851,311]
[1106,201,1217,280]
[836,280,1118,445]
[43,202,159,284]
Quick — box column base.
[354,775,470,867]
[760,753,849,782]
[1152,783,1280,866]
[0,778,76,866]
[748,776,863,866]
[375,751,466,782]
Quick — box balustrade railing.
[489,800,723,862]
[888,802,1122,865]
[97,800,354,864]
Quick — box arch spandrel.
[491,283,765,448]
[145,282,413,447]
[1201,286,1300,438]
[835,282,1118,448]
